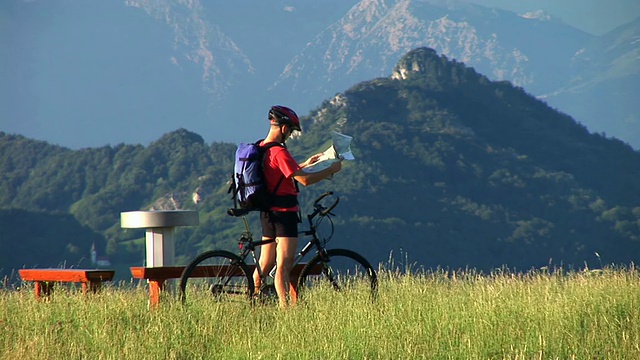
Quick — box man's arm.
[293,160,341,186]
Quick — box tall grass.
[1,266,639,359]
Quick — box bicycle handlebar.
[313,191,332,206]
[312,191,340,218]
[321,196,339,216]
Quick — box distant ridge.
[3,0,637,149]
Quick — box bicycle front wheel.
[179,250,255,304]
[298,248,377,300]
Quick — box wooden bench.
[19,269,115,299]
[131,263,322,307]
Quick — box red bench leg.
[89,281,102,294]
[34,281,104,299]
[34,281,53,299]
[81,281,103,295]
[148,280,165,308]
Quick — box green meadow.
[2,266,639,359]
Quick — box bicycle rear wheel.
[179,250,255,304]
[297,248,377,299]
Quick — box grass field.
[1,266,639,359]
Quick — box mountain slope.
[270,0,639,148]
[0,209,106,274]
[287,47,640,269]
[543,17,640,145]
[272,0,591,116]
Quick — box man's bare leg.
[254,238,276,292]
[274,236,298,307]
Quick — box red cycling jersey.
[260,141,301,212]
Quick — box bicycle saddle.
[227,208,252,217]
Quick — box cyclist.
[256,105,342,307]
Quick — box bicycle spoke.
[179,250,254,304]
[298,248,377,299]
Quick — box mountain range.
[264,0,640,148]
[2,0,639,149]
[2,47,639,279]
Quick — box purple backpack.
[229,141,283,211]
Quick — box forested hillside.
[0,209,105,274]
[1,47,639,277]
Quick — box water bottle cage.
[238,232,252,247]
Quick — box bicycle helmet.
[269,105,301,132]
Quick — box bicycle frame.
[236,195,335,284]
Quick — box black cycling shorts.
[261,211,299,238]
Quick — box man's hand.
[293,158,343,186]
[300,153,323,168]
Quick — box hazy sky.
[463,0,640,35]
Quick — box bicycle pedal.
[253,284,277,305]
[259,284,277,296]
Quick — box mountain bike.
[178,191,377,304]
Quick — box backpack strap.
[257,140,286,195]
[228,173,238,208]
[258,140,299,209]
[281,141,301,195]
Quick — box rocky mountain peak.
[391,47,440,80]
[519,10,553,21]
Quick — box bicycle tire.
[179,250,255,304]
[297,248,378,300]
